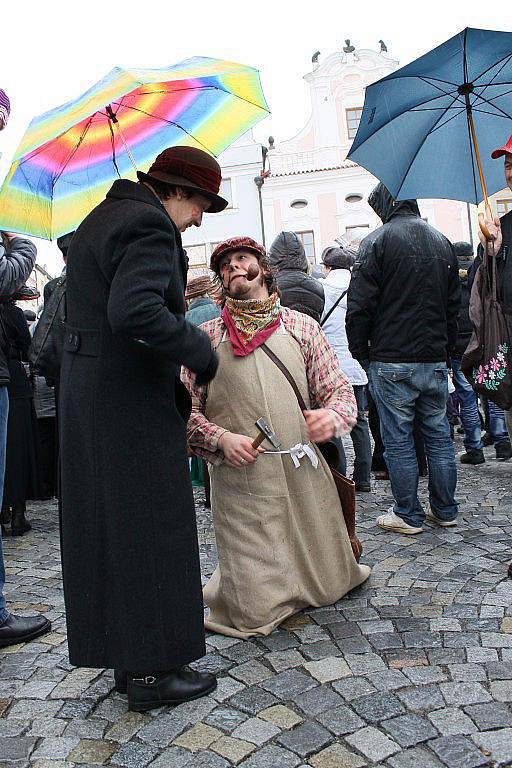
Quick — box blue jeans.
[0,387,9,623]
[487,400,510,444]
[451,359,482,450]
[368,362,458,527]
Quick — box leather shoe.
[127,666,217,712]
[0,614,51,648]
[114,669,127,694]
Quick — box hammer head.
[255,418,281,449]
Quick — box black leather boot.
[1,506,11,536]
[11,503,31,537]
[114,669,127,694]
[0,613,51,648]
[127,667,217,712]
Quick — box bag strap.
[260,343,308,413]
[320,289,348,327]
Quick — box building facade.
[183,43,512,272]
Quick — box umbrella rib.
[51,117,94,189]
[429,107,467,134]
[473,51,512,88]
[117,84,269,112]
[110,102,218,154]
[469,90,512,121]
[394,92,461,200]
[471,54,512,105]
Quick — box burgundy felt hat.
[491,134,512,159]
[137,146,228,213]
[210,236,266,272]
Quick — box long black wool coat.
[60,180,214,671]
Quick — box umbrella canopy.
[0,57,269,239]
[348,28,512,204]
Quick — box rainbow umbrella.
[0,57,269,239]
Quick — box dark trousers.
[37,417,57,499]
[333,385,372,484]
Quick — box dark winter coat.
[469,210,512,309]
[268,231,325,322]
[453,258,474,360]
[0,303,32,399]
[60,179,215,670]
[346,183,460,363]
[0,237,37,385]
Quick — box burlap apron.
[204,328,370,638]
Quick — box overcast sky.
[0,0,503,274]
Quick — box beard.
[224,270,265,299]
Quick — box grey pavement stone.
[429,736,491,768]
[345,725,400,761]
[471,729,512,765]
[397,684,445,712]
[277,720,331,757]
[238,744,302,767]
[0,737,36,761]
[181,751,231,768]
[427,707,478,735]
[351,691,405,723]
[331,676,376,700]
[440,682,492,706]
[403,666,448,685]
[367,669,409,691]
[231,716,280,745]
[137,713,189,747]
[317,704,364,735]
[490,680,512,702]
[228,686,279,714]
[260,669,316,699]
[382,712,438,747]
[388,746,445,768]
[204,706,249,733]
[30,736,80,760]
[111,741,158,767]
[148,746,194,767]
[464,701,512,730]
[292,685,343,716]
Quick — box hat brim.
[491,147,512,159]
[136,170,228,213]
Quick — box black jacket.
[346,183,460,363]
[453,258,474,360]
[60,179,214,670]
[469,210,512,309]
[0,303,32,399]
[268,231,324,323]
[0,237,37,385]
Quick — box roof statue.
[379,39,388,53]
[343,39,355,53]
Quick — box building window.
[185,244,208,267]
[497,198,512,217]
[346,107,363,140]
[296,230,315,262]
[220,178,233,208]
[345,193,363,203]
[291,199,308,209]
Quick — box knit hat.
[137,146,228,213]
[321,245,356,270]
[0,89,10,129]
[452,241,473,262]
[210,236,266,273]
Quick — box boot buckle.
[132,675,156,685]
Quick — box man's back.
[347,187,459,364]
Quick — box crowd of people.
[0,81,511,713]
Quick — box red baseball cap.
[210,236,266,272]
[491,134,512,159]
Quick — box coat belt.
[64,326,101,357]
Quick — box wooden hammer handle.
[252,432,266,449]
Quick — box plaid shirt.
[182,307,357,464]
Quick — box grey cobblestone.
[1,447,511,767]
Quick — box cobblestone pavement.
[1,437,511,768]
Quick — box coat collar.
[106,178,185,270]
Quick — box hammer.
[252,418,282,450]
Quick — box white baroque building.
[262,44,473,262]
[184,43,512,271]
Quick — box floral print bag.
[462,245,512,410]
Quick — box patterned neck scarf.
[221,293,281,357]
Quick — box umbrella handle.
[478,210,493,241]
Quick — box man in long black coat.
[60,146,227,712]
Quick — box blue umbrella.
[348,27,512,211]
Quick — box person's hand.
[478,211,502,253]
[1,231,17,242]
[218,431,264,468]
[304,409,337,442]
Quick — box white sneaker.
[377,508,423,535]
[426,508,457,527]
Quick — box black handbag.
[29,276,66,378]
[260,343,362,561]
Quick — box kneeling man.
[183,237,370,638]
